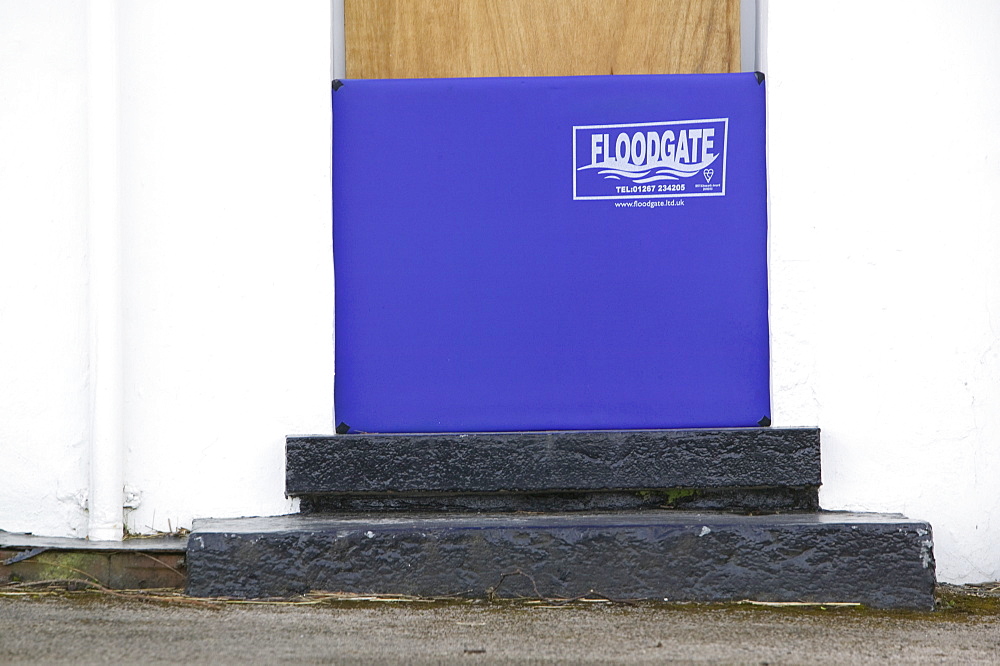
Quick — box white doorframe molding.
[86,0,125,542]
[332,0,346,79]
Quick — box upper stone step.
[286,428,820,507]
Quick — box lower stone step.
[186,511,935,609]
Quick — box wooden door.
[345,0,741,79]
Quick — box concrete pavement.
[1,588,998,664]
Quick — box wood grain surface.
[345,0,740,79]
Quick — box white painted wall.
[0,0,334,538]
[1,0,998,584]
[767,0,1000,583]
[0,1,92,538]
[114,1,334,535]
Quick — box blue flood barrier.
[333,73,769,433]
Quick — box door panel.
[345,0,740,79]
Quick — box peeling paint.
[57,488,88,511]
[920,540,934,569]
[123,485,141,510]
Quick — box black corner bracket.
[335,422,351,434]
[754,71,765,85]
[331,79,344,91]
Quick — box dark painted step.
[287,428,821,513]
[186,511,935,609]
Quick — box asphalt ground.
[0,585,998,664]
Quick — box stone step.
[287,428,821,513]
[185,510,935,609]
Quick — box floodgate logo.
[573,119,728,200]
